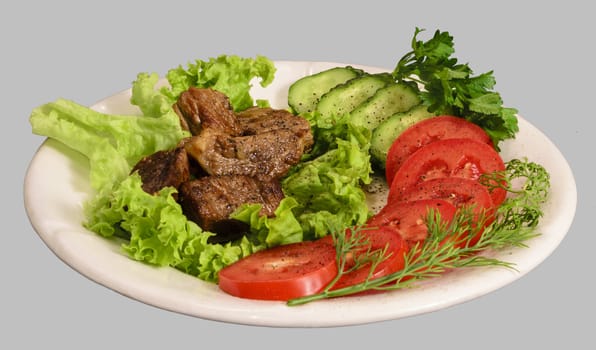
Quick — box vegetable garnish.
[287,159,550,306]
[159,54,276,111]
[29,99,188,191]
[393,28,519,148]
[384,115,493,183]
[28,26,550,305]
[30,54,373,283]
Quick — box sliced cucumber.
[288,66,364,114]
[316,73,392,118]
[350,82,421,131]
[370,105,436,168]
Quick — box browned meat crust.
[184,127,310,180]
[132,87,314,243]
[182,100,313,180]
[178,175,284,243]
[237,106,313,140]
[173,87,242,136]
[130,144,190,195]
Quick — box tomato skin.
[388,138,507,206]
[367,199,457,246]
[328,226,408,291]
[394,177,494,212]
[393,177,496,246]
[218,240,337,301]
[385,116,493,184]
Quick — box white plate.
[24,61,577,327]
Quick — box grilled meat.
[130,143,190,195]
[185,126,310,180]
[133,87,314,243]
[173,87,242,136]
[178,175,284,243]
[179,93,313,180]
[237,106,314,142]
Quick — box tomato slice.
[394,177,494,211]
[385,116,493,185]
[328,226,407,291]
[388,138,506,206]
[367,199,457,245]
[218,240,337,301]
[393,177,496,246]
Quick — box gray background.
[3,0,593,348]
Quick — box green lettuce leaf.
[233,112,373,242]
[130,72,174,118]
[30,54,375,284]
[84,174,264,283]
[231,197,304,246]
[158,54,276,111]
[283,136,372,239]
[29,55,279,282]
[29,99,188,190]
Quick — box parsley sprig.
[393,28,519,149]
[287,159,549,306]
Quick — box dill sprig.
[319,226,392,293]
[287,158,550,306]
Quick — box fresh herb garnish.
[287,158,549,306]
[393,28,519,149]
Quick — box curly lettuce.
[84,174,262,282]
[29,99,187,190]
[158,54,276,111]
[29,54,373,283]
[233,112,373,242]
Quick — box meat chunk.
[185,127,311,180]
[131,144,190,195]
[237,107,314,142]
[178,175,284,243]
[152,88,314,243]
[173,87,242,136]
[174,88,313,180]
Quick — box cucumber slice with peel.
[316,73,392,118]
[350,82,421,131]
[370,105,436,168]
[288,66,364,114]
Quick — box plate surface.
[24,61,577,327]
